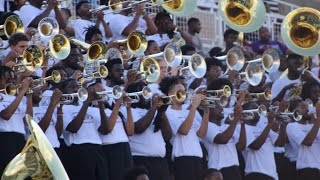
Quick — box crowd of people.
[0,0,320,180]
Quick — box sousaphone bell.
[0,15,24,38]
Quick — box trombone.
[139,58,160,83]
[0,15,24,38]
[229,105,268,120]
[281,7,320,56]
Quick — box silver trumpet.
[96,85,123,101]
[229,105,268,120]
[278,109,303,122]
[125,86,152,103]
[206,85,232,98]
[60,88,88,104]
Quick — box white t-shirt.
[72,19,107,42]
[185,32,203,52]
[286,122,320,170]
[109,14,147,41]
[19,5,55,28]
[97,107,129,145]
[39,89,53,107]
[0,94,26,134]
[122,107,166,157]
[203,122,240,169]
[269,70,284,83]
[62,105,102,146]
[242,124,278,180]
[0,41,10,61]
[147,34,171,47]
[166,107,203,159]
[271,75,300,101]
[147,83,162,95]
[33,106,60,148]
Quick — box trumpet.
[188,93,229,108]
[0,15,25,38]
[249,90,272,101]
[83,65,109,79]
[229,105,268,120]
[179,54,207,78]
[13,45,43,72]
[70,39,107,60]
[31,70,61,89]
[278,109,303,122]
[0,83,19,96]
[139,58,160,83]
[158,90,186,106]
[60,88,88,104]
[206,85,232,98]
[96,85,123,100]
[95,0,197,16]
[125,86,152,103]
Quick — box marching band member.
[286,97,320,180]
[61,79,108,180]
[109,2,157,41]
[159,76,209,180]
[95,82,134,180]
[0,66,32,175]
[123,81,172,180]
[185,18,203,52]
[18,0,66,28]
[2,33,29,66]
[202,81,246,180]
[74,1,112,42]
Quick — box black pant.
[245,172,274,180]
[133,156,170,180]
[174,156,203,180]
[101,142,133,180]
[220,165,242,180]
[63,143,108,180]
[0,132,26,176]
[274,153,289,180]
[297,168,320,180]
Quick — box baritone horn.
[49,34,71,60]
[0,15,25,38]
[139,58,160,83]
[38,17,59,40]
[13,45,44,72]
[281,7,320,56]
[115,31,148,58]
[218,0,266,33]
[238,62,263,86]
[179,54,207,78]
[1,115,69,180]
[70,39,107,60]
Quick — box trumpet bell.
[23,45,44,72]
[78,88,89,102]
[226,47,245,71]
[38,17,59,40]
[49,34,71,60]
[140,58,160,83]
[51,70,61,83]
[0,15,25,38]
[258,105,267,116]
[161,0,197,16]
[164,43,182,67]
[218,0,266,33]
[281,7,320,56]
[3,83,18,96]
[1,115,69,179]
[218,95,229,107]
[98,65,109,78]
[112,85,123,99]
[127,31,148,56]
[175,90,187,102]
[142,86,152,100]
[245,62,263,86]
[188,54,207,78]
[261,48,280,73]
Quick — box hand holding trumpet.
[50,89,63,106]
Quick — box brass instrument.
[0,83,19,96]
[278,109,303,121]
[83,65,109,79]
[238,62,263,86]
[115,31,148,58]
[249,89,272,101]
[38,17,59,40]
[229,105,268,120]
[206,85,232,98]
[217,47,245,71]
[0,37,9,50]
[125,86,153,103]
[13,45,43,72]
[281,7,320,56]
[158,89,186,106]
[70,39,107,60]
[96,85,123,100]
[218,0,266,33]
[49,34,71,60]
[1,115,69,179]
[42,0,68,9]
[0,15,24,38]
[139,58,160,83]
[100,0,197,16]
[31,70,61,89]
[152,43,183,67]
[60,88,88,104]
[179,54,207,78]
